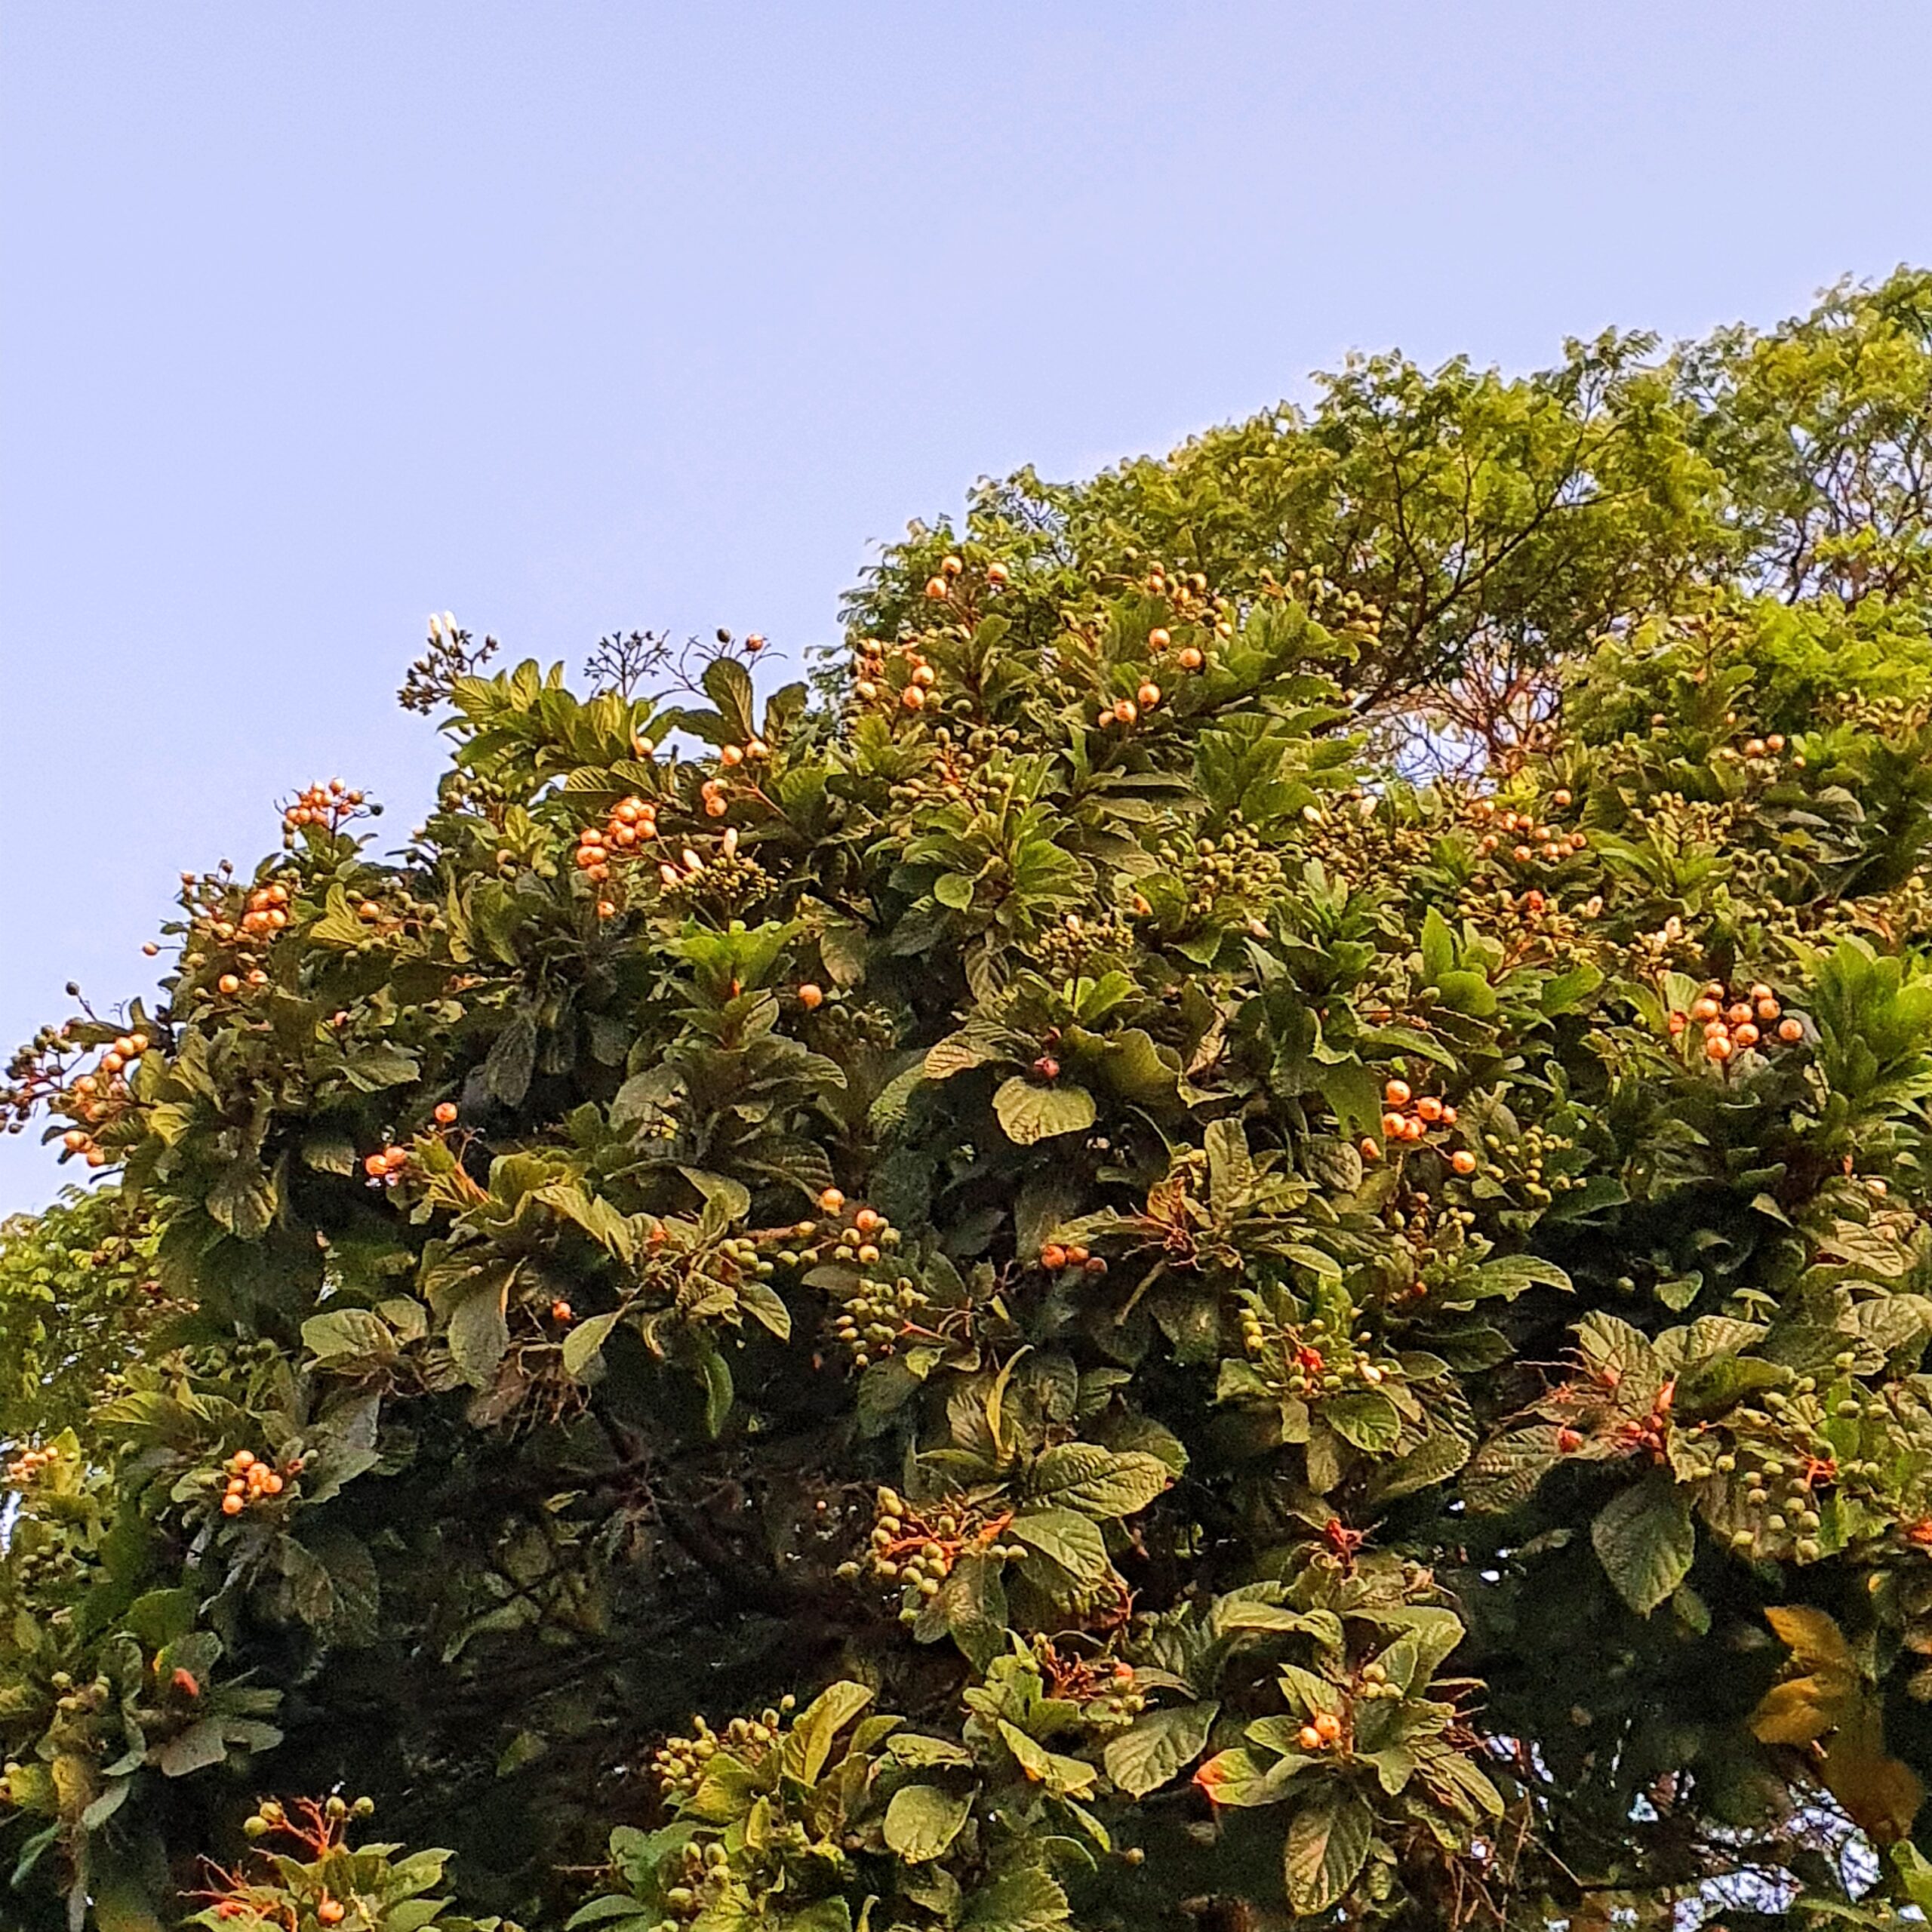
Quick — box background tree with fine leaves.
[4,271,1932,1932]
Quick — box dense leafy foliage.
[5,272,1932,1932]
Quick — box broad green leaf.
[883,1783,973,1862]
[1284,1783,1374,1914]
[1102,1700,1217,1797]
[562,1310,623,1377]
[1591,1473,1694,1614]
[992,1077,1096,1146]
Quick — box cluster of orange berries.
[4,1444,58,1488]
[57,1031,149,1166]
[1360,1078,1475,1172]
[1669,980,1802,1061]
[362,1143,411,1186]
[1146,623,1210,672]
[217,1447,293,1516]
[1717,731,1789,764]
[1472,793,1586,865]
[280,778,368,841]
[238,878,292,938]
[1095,681,1164,730]
[1038,1238,1107,1275]
[1295,1709,1347,1752]
[855,637,940,711]
[921,552,1011,600]
[701,737,770,813]
[577,795,660,912]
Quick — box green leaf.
[1591,1472,1695,1614]
[206,1157,276,1240]
[562,1310,623,1377]
[445,1269,513,1388]
[783,1681,874,1784]
[1024,1444,1171,1518]
[960,1865,1069,1932]
[302,1308,396,1364]
[1102,1700,1218,1797]
[343,1042,423,1091]
[992,1077,1096,1146]
[158,1717,229,1777]
[883,1783,973,1862]
[737,1279,793,1340]
[1324,1389,1403,1454]
[1008,1508,1110,1585]
[485,1012,540,1106]
[1284,1783,1374,1914]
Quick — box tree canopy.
[5,271,1932,1932]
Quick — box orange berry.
[1416,1095,1443,1122]
[1147,627,1171,651]
[1359,1137,1380,1161]
[1401,1116,1426,1141]
[1384,1079,1411,1106]
[551,1300,574,1323]
[1040,1243,1069,1271]
[1313,1712,1343,1743]
[434,1103,458,1125]
[217,974,241,995]
[720,744,745,767]
[1690,998,1721,1022]
[1298,1724,1324,1752]
[1114,700,1137,724]
[986,561,1009,586]
[1177,646,1204,670]
[1553,788,1573,807]
[318,1903,345,1927]
[1727,1003,1753,1026]
[940,553,963,577]
[1065,1245,1090,1266]
[1451,1149,1477,1175]
[1778,1017,1803,1043]
[1756,998,1780,1021]
[819,1188,845,1214]
[924,577,948,601]
[902,686,926,710]
[1138,682,1161,708]
[798,983,825,1010]
[1706,1035,1734,1061]
[221,1494,244,1516]
[1734,1022,1760,1048]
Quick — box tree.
[3,278,1932,1932]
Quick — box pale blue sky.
[3,2,1930,1210]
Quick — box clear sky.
[2,2,1930,1212]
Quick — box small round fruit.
[819,1188,846,1214]
[551,1300,573,1323]
[434,1102,458,1125]
[798,983,825,1010]
[1451,1150,1478,1176]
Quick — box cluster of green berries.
[1147,822,1284,925]
[1475,1122,1586,1204]
[838,1487,1026,1624]
[771,1193,910,1367]
[1237,1302,1399,1401]
[652,1697,797,1803]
